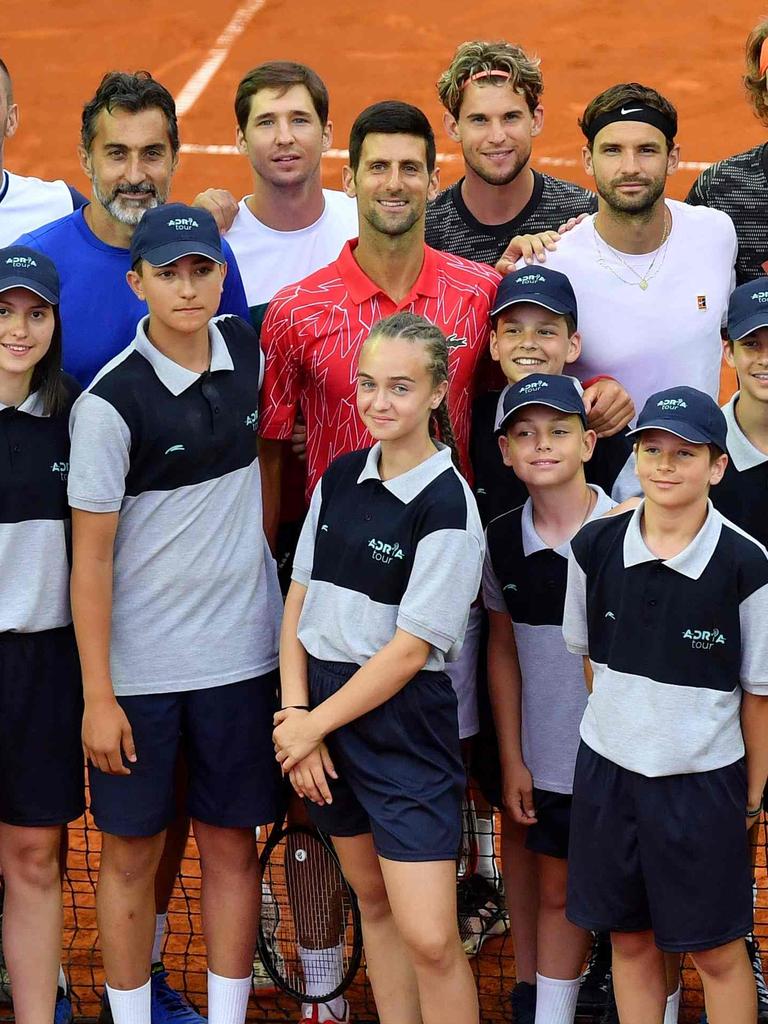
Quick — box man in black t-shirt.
[426,40,596,266]
[686,18,768,284]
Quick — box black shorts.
[89,671,282,836]
[0,627,85,827]
[305,658,466,862]
[567,743,753,952]
[525,788,572,860]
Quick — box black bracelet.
[281,704,310,711]
[747,799,763,817]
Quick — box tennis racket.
[257,821,363,1003]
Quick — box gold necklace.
[592,207,671,291]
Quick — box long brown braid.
[363,312,462,470]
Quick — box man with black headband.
[502,83,736,419]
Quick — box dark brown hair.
[579,83,677,150]
[28,305,67,417]
[235,61,329,131]
[744,19,768,124]
[81,71,179,154]
[437,40,543,118]
[349,101,436,174]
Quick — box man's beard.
[93,179,168,226]
[597,175,666,216]
[464,141,531,187]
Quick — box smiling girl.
[273,312,484,1024]
[0,246,84,1024]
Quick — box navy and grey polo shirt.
[470,386,638,526]
[68,314,282,696]
[711,393,768,548]
[293,443,485,672]
[0,375,80,632]
[563,501,768,778]
[482,486,615,795]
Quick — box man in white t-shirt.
[504,83,736,416]
[0,56,87,245]
[195,61,357,334]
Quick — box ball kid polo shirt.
[68,314,282,696]
[711,392,768,548]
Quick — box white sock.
[664,986,681,1024]
[475,816,497,882]
[57,965,67,994]
[298,943,344,998]
[151,913,168,965]
[207,970,251,1024]
[301,996,348,1023]
[534,973,581,1024]
[105,979,151,1024]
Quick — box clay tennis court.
[3,0,765,1019]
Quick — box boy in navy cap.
[563,386,768,1024]
[483,373,615,1024]
[68,203,282,1024]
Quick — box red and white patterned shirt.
[260,239,499,501]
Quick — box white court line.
[175,0,267,118]
[178,143,713,172]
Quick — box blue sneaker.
[54,987,74,1024]
[98,963,205,1024]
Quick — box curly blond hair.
[744,17,768,124]
[437,40,542,119]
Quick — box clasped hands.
[272,707,337,805]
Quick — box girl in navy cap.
[273,312,485,1024]
[0,246,83,1021]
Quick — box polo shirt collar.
[0,389,46,417]
[357,442,454,503]
[133,316,235,396]
[723,392,768,471]
[623,499,722,579]
[336,239,440,305]
[522,485,614,557]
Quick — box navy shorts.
[525,789,572,860]
[567,743,753,952]
[0,627,85,827]
[89,671,282,836]
[306,658,466,862]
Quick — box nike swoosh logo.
[621,107,642,115]
[164,444,185,454]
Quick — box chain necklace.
[592,207,671,291]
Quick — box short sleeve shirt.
[711,392,768,548]
[563,501,768,777]
[68,314,282,696]
[292,444,485,671]
[259,240,500,500]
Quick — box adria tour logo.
[368,538,405,564]
[514,273,547,285]
[682,627,726,650]
[752,291,768,303]
[518,379,549,395]
[245,410,258,431]
[656,398,687,412]
[168,218,199,230]
[6,256,37,268]
[51,460,69,480]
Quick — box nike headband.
[584,104,677,143]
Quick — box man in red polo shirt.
[259,100,500,519]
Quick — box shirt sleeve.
[218,240,250,321]
[258,294,303,440]
[397,528,485,652]
[481,542,506,613]
[68,185,88,210]
[67,393,131,513]
[739,581,768,694]
[291,477,323,586]
[685,171,708,207]
[562,546,590,656]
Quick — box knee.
[538,877,567,915]
[691,941,746,980]
[194,823,258,874]
[405,929,459,973]
[355,878,392,925]
[4,838,59,890]
[611,930,656,961]
[102,834,164,886]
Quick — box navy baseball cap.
[495,373,588,433]
[130,203,224,267]
[0,246,59,304]
[727,278,768,341]
[491,266,578,327]
[627,386,728,451]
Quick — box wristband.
[746,800,763,817]
[281,704,310,712]
[580,374,616,389]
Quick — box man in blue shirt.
[15,70,248,386]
